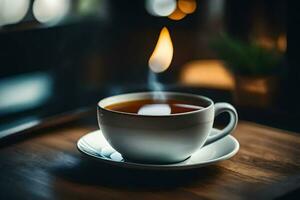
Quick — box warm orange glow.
[180,60,234,90]
[148,27,173,73]
[256,37,275,49]
[168,7,186,20]
[277,34,286,52]
[178,0,197,14]
[240,78,269,94]
[257,35,286,52]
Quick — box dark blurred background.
[1,0,298,138]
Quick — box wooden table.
[0,120,300,200]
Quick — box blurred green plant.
[211,34,282,76]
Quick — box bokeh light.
[148,27,173,73]
[0,72,52,115]
[181,60,234,90]
[0,0,30,26]
[168,7,186,21]
[33,0,70,24]
[146,0,177,17]
[178,0,197,14]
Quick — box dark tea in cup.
[105,99,205,115]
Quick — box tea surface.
[105,99,204,115]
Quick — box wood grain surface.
[0,120,300,200]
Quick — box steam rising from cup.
[139,27,173,115]
[148,27,173,100]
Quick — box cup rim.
[98,91,214,117]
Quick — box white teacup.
[97,92,238,164]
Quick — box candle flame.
[148,27,173,73]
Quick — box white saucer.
[77,129,239,170]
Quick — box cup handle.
[204,103,238,146]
